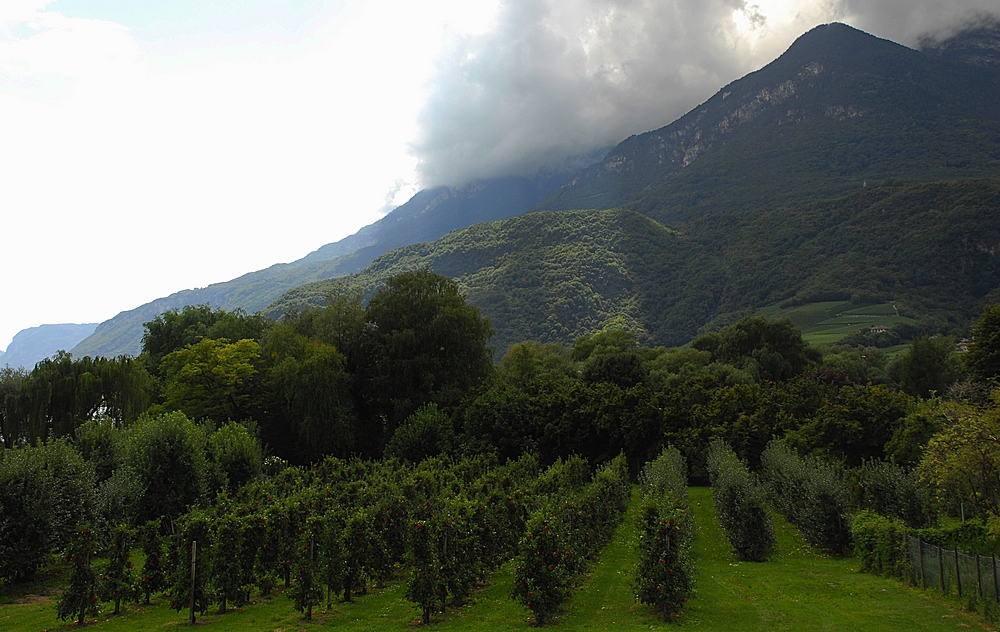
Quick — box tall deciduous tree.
[4,354,151,445]
[918,395,1000,514]
[360,270,493,453]
[160,338,261,422]
[261,325,355,463]
[0,365,26,448]
[693,316,818,382]
[142,305,270,375]
[891,336,958,398]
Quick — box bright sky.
[1,0,994,352]
[0,0,499,351]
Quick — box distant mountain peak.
[540,20,1000,222]
[921,17,1000,68]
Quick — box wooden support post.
[993,554,999,602]
[956,546,963,598]
[939,545,946,593]
[919,537,925,590]
[307,534,315,621]
[189,540,197,626]
[977,552,983,598]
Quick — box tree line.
[6,270,1000,622]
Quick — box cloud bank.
[412,0,1000,188]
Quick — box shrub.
[100,523,139,615]
[0,439,95,582]
[853,510,910,580]
[57,524,100,625]
[122,411,209,523]
[635,447,694,621]
[851,459,933,528]
[208,421,263,492]
[385,403,455,463]
[139,518,166,605]
[291,520,323,620]
[760,441,852,555]
[512,455,629,624]
[707,440,774,562]
[406,519,443,625]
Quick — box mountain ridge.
[539,23,1000,223]
[268,178,1000,354]
[1,323,98,370]
[71,170,582,358]
[68,21,1000,358]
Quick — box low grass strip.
[3,486,995,631]
[684,487,992,631]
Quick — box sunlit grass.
[2,487,996,630]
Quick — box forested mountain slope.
[269,209,714,353]
[271,179,1000,353]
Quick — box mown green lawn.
[1,487,994,630]
[682,487,990,631]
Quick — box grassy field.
[1,487,993,631]
[756,301,914,346]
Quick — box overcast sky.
[1,0,997,353]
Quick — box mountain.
[269,178,1000,354]
[921,18,1000,67]
[71,170,583,358]
[1,324,98,370]
[539,23,1000,223]
[268,208,714,352]
[300,165,600,272]
[73,22,1000,358]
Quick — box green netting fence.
[908,535,1000,601]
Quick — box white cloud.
[412,0,1000,187]
[0,1,503,352]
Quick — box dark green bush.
[707,440,774,562]
[635,447,694,621]
[0,439,95,582]
[851,459,933,528]
[852,510,910,580]
[760,441,852,555]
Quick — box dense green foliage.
[850,458,932,528]
[56,524,100,625]
[0,439,95,582]
[852,510,911,581]
[759,441,852,555]
[965,304,1000,382]
[634,447,693,621]
[706,440,774,562]
[1,353,150,447]
[510,455,630,624]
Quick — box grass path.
[2,486,996,630]
[682,487,991,631]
